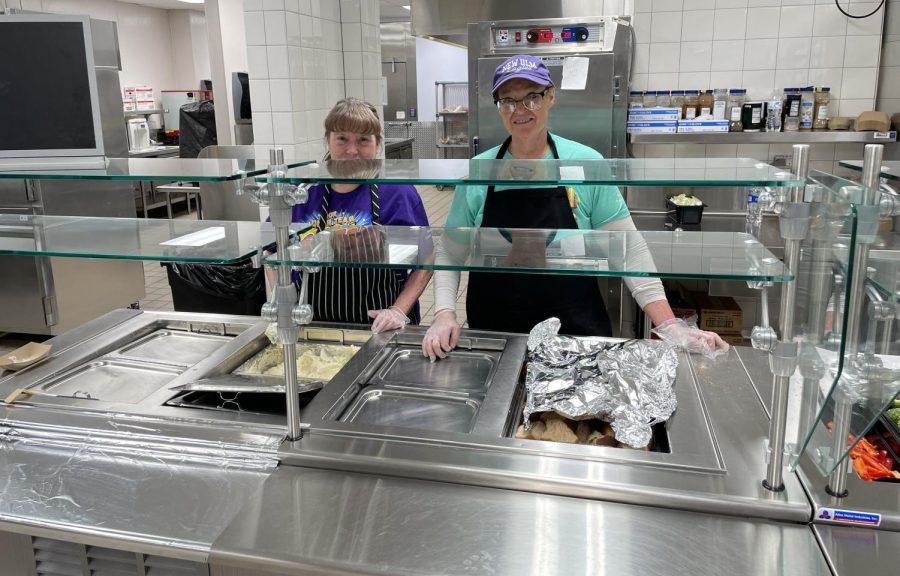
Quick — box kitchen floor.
[139,184,469,327]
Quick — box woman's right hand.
[422,310,461,361]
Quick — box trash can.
[163,259,266,316]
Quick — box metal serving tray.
[114,329,233,367]
[40,359,183,404]
[370,348,500,393]
[340,388,480,433]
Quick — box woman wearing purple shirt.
[290,98,431,333]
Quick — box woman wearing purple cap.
[421,54,728,360]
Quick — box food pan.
[114,329,233,367]
[38,359,182,404]
[340,388,480,433]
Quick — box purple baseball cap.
[492,54,553,97]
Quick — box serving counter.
[1,151,889,574]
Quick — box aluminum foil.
[524,318,679,448]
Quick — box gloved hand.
[653,317,730,359]
[421,310,461,361]
[367,306,410,334]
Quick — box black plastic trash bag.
[163,259,265,316]
[179,100,217,158]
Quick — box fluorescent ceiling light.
[178,0,205,4]
[402,5,411,9]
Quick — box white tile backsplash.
[632,73,650,90]
[342,22,362,51]
[649,72,680,89]
[653,11,684,41]
[812,4,847,36]
[682,9,716,41]
[263,0,284,10]
[679,71,712,88]
[264,11,287,44]
[809,36,847,68]
[737,143,770,159]
[713,9,748,40]
[710,70,744,87]
[340,0,361,22]
[680,41,714,71]
[267,45,290,78]
[634,43,651,74]
[249,79,271,111]
[343,51,363,80]
[247,45,270,78]
[286,12,301,46]
[843,35,882,68]
[253,112,274,145]
[778,5,814,38]
[837,98,876,117]
[745,7,780,39]
[776,37,812,69]
[807,68,843,96]
[244,11,266,45]
[653,0,684,11]
[711,39,745,70]
[748,0,779,6]
[774,68,809,88]
[269,79,292,111]
[840,67,878,99]
[716,0,748,8]
[846,4,884,36]
[743,39,778,69]
[742,69,776,98]
[650,42,682,72]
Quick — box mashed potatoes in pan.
[236,343,359,380]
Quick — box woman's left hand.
[367,306,410,334]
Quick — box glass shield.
[791,171,870,473]
[256,158,803,188]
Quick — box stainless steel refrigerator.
[468,16,632,159]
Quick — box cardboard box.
[627,121,678,134]
[628,107,682,122]
[720,333,747,346]
[677,120,730,133]
[691,292,743,334]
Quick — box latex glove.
[367,306,410,334]
[421,310,461,361]
[653,317,730,359]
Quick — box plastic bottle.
[682,90,700,119]
[765,89,783,133]
[671,90,685,110]
[712,88,728,120]
[814,87,831,130]
[727,89,746,132]
[657,90,672,108]
[643,90,657,108]
[782,88,801,132]
[799,87,815,130]
[629,91,644,108]
[698,90,714,117]
[746,188,762,239]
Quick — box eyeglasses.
[495,90,549,113]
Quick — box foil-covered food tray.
[523,318,679,448]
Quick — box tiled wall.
[630,0,887,173]
[244,0,381,161]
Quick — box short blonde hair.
[323,98,383,159]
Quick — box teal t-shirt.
[445,133,629,229]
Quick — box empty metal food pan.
[370,348,499,393]
[114,330,233,366]
[340,389,480,433]
[38,360,183,404]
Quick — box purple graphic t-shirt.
[291,183,428,229]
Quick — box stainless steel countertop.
[815,524,900,576]
[384,137,413,151]
[209,466,830,576]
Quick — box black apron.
[466,134,612,336]
[304,184,419,325]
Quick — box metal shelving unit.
[631,131,898,144]
[435,81,469,162]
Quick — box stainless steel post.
[827,144,883,497]
[764,144,809,491]
[265,147,303,441]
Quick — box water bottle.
[766,90,783,132]
[746,188,762,238]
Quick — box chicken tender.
[542,418,578,443]
[575,421,593,443]
[587,431,617,447]
[530,421,547,441]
